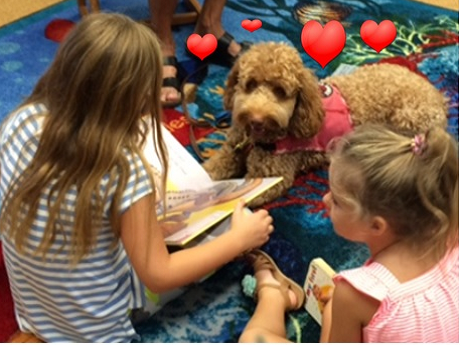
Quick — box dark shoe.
[187,32,252,68]
[162,56,183,108]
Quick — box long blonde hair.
[329,124,458,261]
[0,13,168,264]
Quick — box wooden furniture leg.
[77,0,100,16]
[77,0,202,26]
[171,0,202,26]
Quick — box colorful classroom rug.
[0,0,458,342]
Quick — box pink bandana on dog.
[274,83,353,154]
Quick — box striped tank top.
[0,104,154,342]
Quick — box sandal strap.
[252,253,274,272]
[217,31,235,49]
[250,250,306,311]
[185,31,252,68]
[163,56,178,68]
[214,32,238,66]
[239,41,253,57]
[161,57,183,108]
[256,282,292,310]
[162,77,181,90]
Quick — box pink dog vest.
[274,83,353,154]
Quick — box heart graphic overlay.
[301,20,346,69]
[186,34,218,60]
[360,20,397,53]
[241,19,262,32]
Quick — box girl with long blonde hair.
[0,13,273,342]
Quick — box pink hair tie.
[411,134,427,155]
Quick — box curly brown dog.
[202,42,448,207]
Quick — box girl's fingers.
[234,199,245,214]
[256,209,269,217]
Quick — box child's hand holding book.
[229,200,274,252]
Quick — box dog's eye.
[245,79,258,92]
[273,86,287,99]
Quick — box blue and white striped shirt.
[0,104,153,342]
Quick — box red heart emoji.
[360,20,397,53]
[301,20,346,68]
[241,19,262,32]
[186,33,217,60]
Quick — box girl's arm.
[121,193,272,293]
[320,280,380,343]
[319,297,333,342]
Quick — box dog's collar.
[254,142,277,151]
[233,137,278,153]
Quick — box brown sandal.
[249,249,306,311]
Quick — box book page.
[143,123,213,191]
[185,207,253,247]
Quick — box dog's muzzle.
[237,115,287,143]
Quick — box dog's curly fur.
[202,42,448,207]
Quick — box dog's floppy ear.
[289,67,324,138]
[223,59,240,111]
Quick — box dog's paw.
[202,159,238,181]
[247,195,267,209]
[202,161,218,178]
[207,170,225,181]
[246,179,291,208]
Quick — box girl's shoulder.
[7,103,46,121]
[2,103,46,136]
[328,274,381,340]
[333,262,399,302]
[335,246,459,301]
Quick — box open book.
[143,124,283,247]
[184,207,253,247]
[303,258,336,325]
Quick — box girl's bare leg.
[238,269,295,343]
[148,0,180,104]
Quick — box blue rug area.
[0,0,458,343]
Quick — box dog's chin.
[246,127,287,143]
